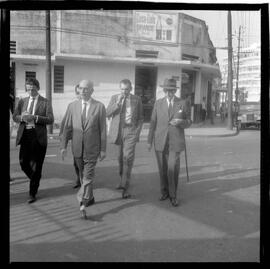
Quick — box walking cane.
[184,134,189,182]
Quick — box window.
[135,50,158,58]
[25,71,36,83]
[54,65,64,93]
[10,41,16,54]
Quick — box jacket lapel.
[161,97,169,120]
[23,97,30,112]
[75,100,83,129]
[130,94,136,118]
[34,95,43,114]
[84,99,96,130]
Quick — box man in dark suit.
[106,79,143,199]
[147,78,192,207]
[60,80,107,219]
[13,78,54,203]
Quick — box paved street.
[10,130,260,262]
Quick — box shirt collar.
[167,96,175,104]
[30,94,39,101]
[82,98,91,105]
[122,94,131,100]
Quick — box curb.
[11,129,240,143]
[185,130,239,138]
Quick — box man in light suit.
[59,84,81,189]
[106,79,143,199]
[147,78,192,207]
[13,78,54,203]
[60,80,106,219]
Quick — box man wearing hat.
[60,80,107,219]
[147,78,192,206]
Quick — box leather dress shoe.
[116,184,125,190]
[80,205,87,220]
[159,193,169,201]
[170,198,179,207]
[85,197,95,207]
[27,195,36,204]
[122,190,131,199]
[73,183,81,189]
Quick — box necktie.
[82,102,87,128]
[168,100,173,118]
[120,97,127,123]
[28,98,35,115]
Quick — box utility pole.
[227,11,233,130]
[46,10,53,134]
[235,26,241,106]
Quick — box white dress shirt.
[25,95,39,128]
[27,94,39,114]
[166,96,175,107]
[81,99,91,116]
[120,95,131,125]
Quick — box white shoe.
[80,205,87,219]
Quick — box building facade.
[10,10,220,124]
[220,43,261,104]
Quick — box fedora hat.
[160,78,179,90]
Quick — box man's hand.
[21,110,35,123]
[24,114,36,122]
[60,149,67,161]
[147,143,152,152]
[170,118,184,127]
[99,151,106,161]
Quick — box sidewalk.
[10,116,238,141]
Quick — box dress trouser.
[74,156,97,207]
[155,139,181,199]
[19,129,47,197]
[116,125,137,192]
[73,157,80,185]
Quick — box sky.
[179,10,261,65]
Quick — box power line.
[11,24,225,51]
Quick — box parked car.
[237,101,261,129]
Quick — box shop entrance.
[134,66,157,122]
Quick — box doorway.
[134,66,157,122]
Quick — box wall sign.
[134,11,178,43]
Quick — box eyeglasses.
[78,86,91,90]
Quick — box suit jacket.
[60,99,107,160]
[147,96,192,152]
[106,93,144,144]
[13,95,54,147]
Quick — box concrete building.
[220,43,260,104]
[10,10,220,124]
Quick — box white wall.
[15,60,137,123]
[15,59,203,123]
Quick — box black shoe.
[159,193,169,201]
[170,198,179,207]
[27,195,36,204]
[85,197,95,207]
[73,183,81,189]
[122,190,131,199]
[116,184,125,190]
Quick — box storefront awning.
[10,53,221,78]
